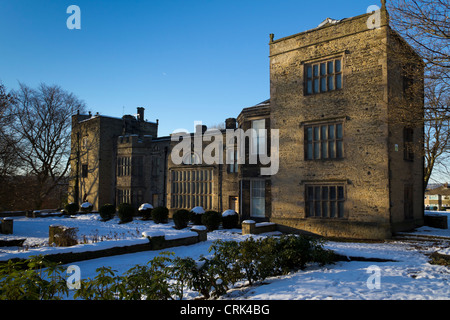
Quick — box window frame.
[305,184,346,219]
[304,122,344,160]
[305,58,343,95]
[403,127,414,161]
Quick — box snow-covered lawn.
[0,211,449,300]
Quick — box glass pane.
[338,186,344,200]
[313,65,319,77]
[320,63,326,76]
[329,124,335,139]
[328,75,334,91]
[322,202,328,218]
[307,80,313,94]
[322,186,328,200]
[314,187,321,200]
[315,201,321,217]
[307,143,313,160]
[307,186,314,200]
[330,186,336,200]
[338,201,345,218]
[330,202,336,218]
[314,143,320,159]
[337,123,343,139]
[337,141,343,158]
[306,127,313,142]
[329,141,336,158]
[321,77,327,92]
[321,142,328,159]
[321,125,327,140]
[328,61,334,74]
[314,127,320,141]
[314,79,320,93]
[306,66,312,79]
[336,74,342,89]
[335,60,341,72]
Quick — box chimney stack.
[225,118,237,129]
[137,107,145,121]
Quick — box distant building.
[425,184,450,210]
[68,3,424,239]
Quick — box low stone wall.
[242,220,277,235]
[6,226,208,265]
[424,214,448,229]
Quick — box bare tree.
[388,0,449,83]
[388,0,450,186]
[8,83,86,209]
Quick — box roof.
[426,185,450,196]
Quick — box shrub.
[99,204,116,221]
[151,206,169,224]
[138,203,153,220]
[189,206,205,225]
[65,202,79,215]
[117,203,134,223]
[80,202,93,213]
[201,211,222,231]
[173,209,190,229]
[221,210,239,229]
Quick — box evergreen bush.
[151,206,169,224]
[201,211,222,231]
[99,204,116,221]
[221,210,239,229]
[65,202,79,215]
[173,209,190,229]
[117,203,134,223]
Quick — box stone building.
[269,3,424,239]
[68,3,424,239]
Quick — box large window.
[251,180,266,218]
[118,189,132,204]
[117,157,131,176]
[305,123,343,160]
[171,169,213,209]
[305,185,345,218]
[305,58,342,95]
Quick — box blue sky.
[1,0,379,137]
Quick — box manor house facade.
[68,4,424,239]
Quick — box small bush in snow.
[99,204,116,221]
[189,206,205,225]
[65,202,79,215]
[80,202,93,213]
[138,203,153,220]
[117,203,134,224]
[172,209,190,229]
[201,211,222,231]
[151,206,169,224]
[221,210,239,229]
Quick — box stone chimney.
[225,118,237,129]
[137,107,145,121]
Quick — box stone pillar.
[1,218,13,234]
[191,226,208,242]
[242,220,256,235]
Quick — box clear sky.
[0,0,380,137]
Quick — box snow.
[80,202,92,209]
[222,210,237,217]
[242,220,256,224]
[138,203,153,211]
[0,211,449,300]
[191,206,205,214]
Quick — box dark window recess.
[305,185,345,218]
[305,58,342,95]
[81,164,88,178]
[403,128,414,161]
[305,123,343,160]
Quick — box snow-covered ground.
[0,211,449,300]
